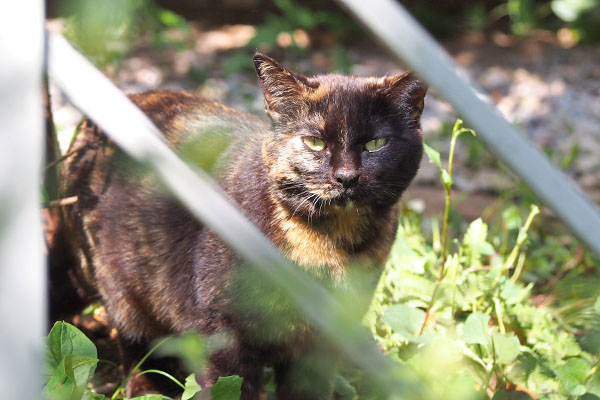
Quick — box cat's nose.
[334,167,359,187]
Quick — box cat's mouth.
[327,187,359,207]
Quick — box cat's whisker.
[291,195,311,219]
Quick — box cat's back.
[59,90,267,338]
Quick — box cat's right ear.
[253,52,313,121]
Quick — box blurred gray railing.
[0,1,46,399]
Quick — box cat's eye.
[365,138,388,152]
[303,136,326,152]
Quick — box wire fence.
[2,0,600,398]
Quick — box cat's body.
[59,54,426,399]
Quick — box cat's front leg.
[274,349,337,400]
[207,344,264,400]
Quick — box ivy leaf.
[44,355,99,400]
[46,321,97,378]
[554,358,591,396]
[182,374,202,400]
[463,312,490,346]
[211,375,243,400]
[492,332,521,363]
[382,304,428,343]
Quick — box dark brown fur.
[58,53,426,399]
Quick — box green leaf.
[423,143,442,170]
[156,9,187,28]
[500,280,529,304]
[554,358,591,396]
[382,304,428,342]
[44,355,98,400]
[551,0,598,22]
[586,370,600,397]
[492,389,534,399]
[182,374,202,400]
[441,169,453,190]
[42,187,50,206]
[46,321,97,376]
[464,218,488,245]
[211,375,243,400]
[594,296,600,314]
[463,312,490,346]
[492,332,521,363]
[502,205,522,230]
[82,390,108,400]
[463,219,495,266]
[333,374,357,400]
[471,241,495,255]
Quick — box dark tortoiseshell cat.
[59,53,426,399]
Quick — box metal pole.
[335,0,600,256]
[0,0,46,398]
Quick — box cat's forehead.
[304,75,386,131]
[307,74,384,102]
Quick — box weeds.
[366,119,599,399]
[44,322,242,400]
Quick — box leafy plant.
[366,119,599,399]
[44,322,243,400]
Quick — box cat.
[57,52,426,399]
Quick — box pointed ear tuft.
[382,72,428,121]
[253,52,313,121]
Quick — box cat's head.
[254,53,426,218]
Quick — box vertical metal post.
[0,1,46,398]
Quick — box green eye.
[303,137,326,151]
[365,138,387,152]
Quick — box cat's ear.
[381,72,427,121]
[253,52,314,121]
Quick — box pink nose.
[334,167,359,187]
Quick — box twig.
[45,147,80,170]
[43,196,78,208]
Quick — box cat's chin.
[330,199,357,212]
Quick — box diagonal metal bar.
[335,0,600,256]
[47,33,431,400]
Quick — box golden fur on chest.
[270,198,396,281]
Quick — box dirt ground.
[49,22,600,220]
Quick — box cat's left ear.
[253,52,314,121]
[381,72,428,121]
